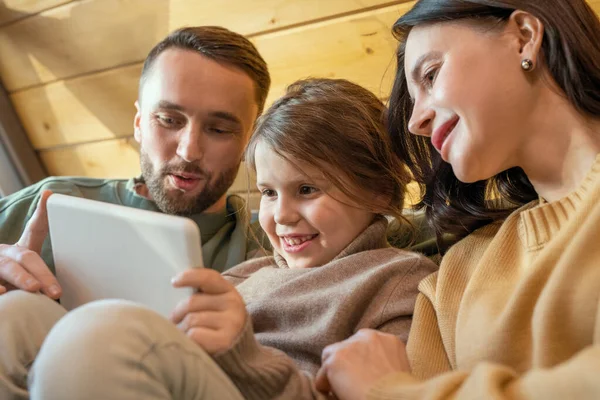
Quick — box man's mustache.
[160,162,208,178]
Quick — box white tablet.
[47,194,203,317]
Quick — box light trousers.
[0,290,244,400]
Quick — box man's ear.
[133,100,142,144]
[508,10,544,68]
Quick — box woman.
[315,1,600,399]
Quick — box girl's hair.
[246,78,412,229]
[389,0,600,247]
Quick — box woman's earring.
[521,59,534,71]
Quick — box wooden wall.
[0,0,599,206]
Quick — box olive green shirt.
[0,177,268,273]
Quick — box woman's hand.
[315,329,411,400]
[170,268,247,355]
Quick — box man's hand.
[0,190,61,298]
[315,329,411,400]
[170,268,247,355]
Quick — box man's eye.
[208,126,234,135]
[157,115,178,126]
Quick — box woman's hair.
[246,78,412,228]
[389,0,600,247]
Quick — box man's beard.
[140,151,239,216]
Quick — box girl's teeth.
[285,236,312,246]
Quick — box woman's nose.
[408,105,435,137]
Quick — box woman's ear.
[509,10,545,69]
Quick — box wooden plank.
[170,0,406,38]
[11,64,141,149]
[0,0,407,92]
[38,137,141,179]
[0,82,47,188]
[38,137,253,193]
[258,3,414,105]
[14,3,412,149]
[0,0,74,27]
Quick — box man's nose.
[176,125,204,163]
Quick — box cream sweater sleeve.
[213,319,328,400]
[367,295,600,400]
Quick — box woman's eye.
[299,186,319,195]
[422,67,439,87]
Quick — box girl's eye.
[261,189,276,198]
[299,186,319,195]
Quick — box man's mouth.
[168,173,203,192]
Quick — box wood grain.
[0,0,408,91]
[13,4,412,149]
[0,0,74,27]
[10,64,141,149]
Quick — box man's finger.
[1,246,61,298]
[17,190,53,253]
[172,268,233,295]
[0,256,41,292]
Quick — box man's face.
[134,48,259,215]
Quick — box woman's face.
[404,21,537,182]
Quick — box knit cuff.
[213,317,261,375]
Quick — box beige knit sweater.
[368,154,600,399]
[214,217,438,400]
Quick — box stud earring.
[521,59,534,71]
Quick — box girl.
[315,1,600,399]
[24,78,437,399]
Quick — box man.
[0,26,271,300]
[0,26,271,400]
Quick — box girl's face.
[255,141,375,269]
[404,20,538,182]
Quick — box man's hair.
[140,26,271,114]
